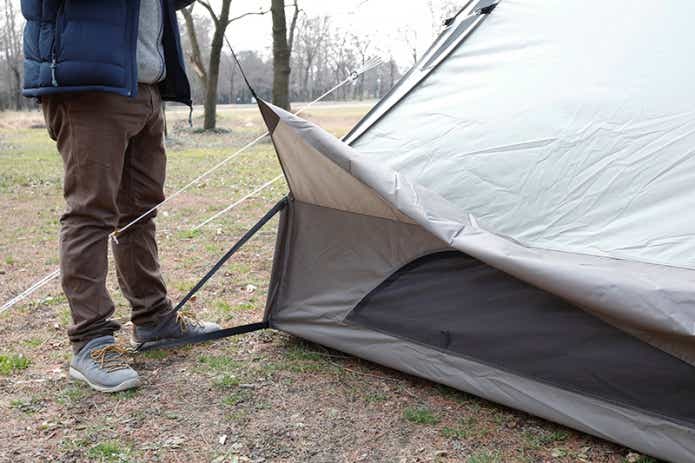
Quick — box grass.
[112,389,138,401]
[0,353,30,375]
[87,440,133,463]
[56,384,90,405]
[198,354,240,372]
[23,337,44,348]
[40,294,67,306]
[10,397,44,414]
[222,390,251,407]
[284,341,324,362]
[364,391,388,403]
[403,405,440,425]
[441,416,488,440]
[247,339,335,375]
[467,450,501,463]
[59,437,92,454]
[435,384,472,404]
[140,349,168,360]
[522,428,569,449]
[0,128,64,194]
[214,373,240,389]
[176,229,203,240]
[173,279,198,293]
[55,306,72,327]
[214,299,256,316]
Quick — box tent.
[254,0,695,460]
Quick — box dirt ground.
[0,102,659,463]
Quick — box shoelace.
[176,311,204,333]
[90,345,132,372]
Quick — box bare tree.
[182,1,269,130]
[271,0,300,111]
[287,2,300,54]
[351,33,372,100]
[293,15,330,101]
[2,0,23,110]
[1,2,402,112]
[325,30,352,100]
[399,26,419,66]
[180,7,208,85]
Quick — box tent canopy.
[255,1,695,461]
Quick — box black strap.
[136,321,269,352]
[174,197,288,312]
[136,197,288,352]
[224,35,258,100]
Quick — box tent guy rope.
[0,55,383,316]
[192,175,284,230]
[110,55,382,243]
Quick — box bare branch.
[197,0,219,26]
[288,0,301,55]
[229,9,270,24]
[180,5,208,82]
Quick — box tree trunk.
[204,28,224,129]
[202,0,232,130]
[302,58,312,101]
[271,0,291,110]
[181,7,208,83]
[229,67,235,104]
[288,1,300,54]
[5,0,22,110]
[11,66,21,110]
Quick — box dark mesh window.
[346,251,695,428]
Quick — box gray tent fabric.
[256,1,695,461]
[348,0,695,271]
[259,100,695,461]
[262,197,695,462]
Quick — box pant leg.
[111,85,176,327]
[42,91,149,352]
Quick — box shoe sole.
[69,367,141,393]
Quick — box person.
[20,0,220,392]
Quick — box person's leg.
[118,85,220,349]
[42,91,153,391]
[43,92,145,352]
[111,84,176,328]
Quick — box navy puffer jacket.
[21,0,193,105]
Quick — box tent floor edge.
[270,318,695,463]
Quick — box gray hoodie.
[137,0,167,84]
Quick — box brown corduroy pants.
[42,84,176,352]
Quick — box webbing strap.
[136,197,288,352]
[173,197,288,312]
[136,321,269,352]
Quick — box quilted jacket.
[20,0,194,105]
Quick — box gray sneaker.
[131,311,221,350]
[69,336,141,393]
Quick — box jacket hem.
[23,85,132,98]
